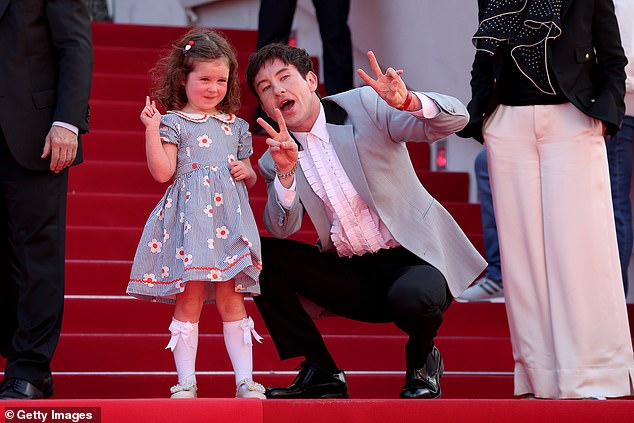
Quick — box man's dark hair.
[245,43,315,99]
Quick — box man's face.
[253,58,320,132]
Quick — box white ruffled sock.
[223,317,263,385]
[166,317,199,385]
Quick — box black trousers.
[0,128,68,384]
[254,238,452,371]
[257,0,354,95]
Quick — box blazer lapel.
[321,98,375,207]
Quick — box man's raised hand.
[357,51,409,109]
[256,108,298,173]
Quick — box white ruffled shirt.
[274,93,439,257]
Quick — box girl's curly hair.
[152,28,240,114]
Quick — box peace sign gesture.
[140,95,161,130]
[257,108,299,181]
[357,51,415,111]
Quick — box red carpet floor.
[2,398,634,423]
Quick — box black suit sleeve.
[587,0,627,135]
[456,0,493,143]
[46,0,93,133]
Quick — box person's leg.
[257,238,450,398]
[458,148,504,301]
[254,237,367,371]
[364,248,451,399]
[167,281,205,398]
[255,0,299,132]
[256,237,381,398]
[257,237,450,359]
[539,104,633,398]
[0,128,22,383]
[256,0,297,49]
[216,281,266,398]
[387,266,450,368]
[0,196,18,361]
[484,104,557,398]
[0,154,67,396]
[605,115,634,295]
[312,0,353,94]
[474,148,502,282]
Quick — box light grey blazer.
[258,86,487,296]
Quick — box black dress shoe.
[0,376,54,400]
[399,346,443,399]
[266,361,349,399]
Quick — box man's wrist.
[397,91,413,111]
[274,162,298,179]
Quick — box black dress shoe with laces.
[0,376,54,400]
[266,361,349,399]
[399,346,444,399]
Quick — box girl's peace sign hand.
[357,51,409,110]
[140,96,161,129]
[256,108,298,174]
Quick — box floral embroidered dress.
[127,111,261,303]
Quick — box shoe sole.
[319,392,350,399]
[454,297,504,303]
[266,390,350,399]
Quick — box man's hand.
[41,125,78,173]
[257,108,299,175]
[357,51,416,111]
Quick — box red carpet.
[2,398,634,423]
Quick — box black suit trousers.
[257,0,353,95]
[0,128,68,384]
[254,237,452,370]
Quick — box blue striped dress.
[127,111,261,303]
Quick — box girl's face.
[181,58,230,114]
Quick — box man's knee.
[386,266,448,318]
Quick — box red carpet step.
[67,194,476,234]
[2,397,633,423]
[65,226,318,260]
[58,298,510,336]
[22,373,514,400]
[68,162,464,202]
[47,333,514,373]
[92,23,258,52]
[81,130,430,168]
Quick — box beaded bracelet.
[397,90,413,111]
[274,162,298,179]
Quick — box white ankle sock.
[223,317,263,385]
[166,317,199,385]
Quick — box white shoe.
[456,276,504,302]
[170,381,198,398]
[236,378,266,399]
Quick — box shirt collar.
[292,103,329,147]
[167,110,236,124]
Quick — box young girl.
[126,28,266,400]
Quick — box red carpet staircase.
[2,22,633,422]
